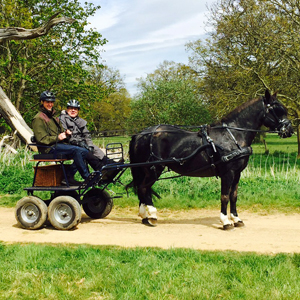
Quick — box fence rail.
[90,130,128,137]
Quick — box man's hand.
[58,129,72,141]
[58,132,68,140]
[65,129,72,136]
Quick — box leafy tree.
[74,65,130,132]
[186,0,300,154]
[127,61,212,132]
[90,89,131,132]
[0,0,107,125]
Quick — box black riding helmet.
[67,99,80,109]
[40,91,55,102]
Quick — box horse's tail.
[128,134,141,192]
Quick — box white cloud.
[85,0,216,95]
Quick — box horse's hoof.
[234,221,245,227]
[142,218,157,227]
[223,224,234,231]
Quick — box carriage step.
[78,171,101,192]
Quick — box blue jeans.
[49,143,90,179]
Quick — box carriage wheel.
[15,196,48,230]
[82,189,113,219]
[48,196,82,230]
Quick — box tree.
[127,61,212,132]
[74,65,130,132]
[0,10,75,145]
[186,0,300,154]
[90,89,131,132]
[0,0,107,126]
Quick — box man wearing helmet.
[32,91,91,185]
[60,99,109,171]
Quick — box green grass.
[1,242,300,299]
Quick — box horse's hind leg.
[135,166,163,226]
[220,173,235,230]
[138,187,158,226]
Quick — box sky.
[84,0,217,97]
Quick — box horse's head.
[262,90,293,138]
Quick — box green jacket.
[32,106,66,153]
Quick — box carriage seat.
[29,136,71,187]
[30,136,68,161]
[32,153,68,160]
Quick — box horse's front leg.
[220,174,235,230]
[229,172,245,227]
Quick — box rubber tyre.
[48,196,82,230]
[15,196,48,230]
[82,189,113,219]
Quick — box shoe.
[61,178,83,186]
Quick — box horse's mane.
[220,97,261,124]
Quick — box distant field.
[252,133,298,154]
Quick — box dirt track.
[1,207,300,254]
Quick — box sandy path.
[1,207,300,254]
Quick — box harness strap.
[223,123,242,150]
[200,126,219,177]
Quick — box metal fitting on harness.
[221,147,253,162]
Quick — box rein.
[138,124,282,137]
[211,124,280,134]
[174,124,282,134]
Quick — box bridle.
[261,97,293,138]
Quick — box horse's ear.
[264,89,275,104]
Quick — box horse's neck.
[226,100,264,145]
[226,99,264,128]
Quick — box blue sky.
[85,0,216,96]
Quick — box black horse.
[129,90,293,229]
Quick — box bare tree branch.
[0,12,75,41]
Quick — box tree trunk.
[0,87,33,145]
[297,122,300,158]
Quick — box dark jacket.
[32,106,66,153]
[60,110,105,160]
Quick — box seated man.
[32,91,91,185]
[60,99,110,172]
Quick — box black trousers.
[85,151,108,171]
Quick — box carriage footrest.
[78,171,101,193]
[221,146,252,162]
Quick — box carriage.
[15,90,294,231]
[15,143,127,230]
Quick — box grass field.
[0,134,300,299]
[1,243,300,300]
